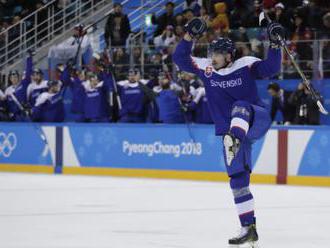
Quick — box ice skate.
[228,224,259,248]
[223,133,240,166]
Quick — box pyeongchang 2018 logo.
[0,132,17,157]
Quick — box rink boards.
[0,123,329,186]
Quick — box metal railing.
[109,39,330,81]
[0,0,114,72]
[126,0,185,75]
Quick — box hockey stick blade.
[317,101,329,115]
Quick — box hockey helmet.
[208,37,236,58]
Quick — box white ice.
[0,173,329,248]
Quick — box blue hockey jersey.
[27,80,49,107]
[173,39,281,135]
[117,81,147,122]
[32,84,65,122]
[81,72,113,122]
[60,67,84,114]
[5,56,33,120]
[156,89,185,123]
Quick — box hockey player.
[81,71,113,122]
[0,89,8,121]
[58,63,85,122]
[26,69,48,107]
[32,80,65,122]
[155,71,185,123]
[5,54,33,121]
[173,18,284,246]
[117,69,149,123]
[187,86,213,124]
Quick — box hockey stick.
[177,96,196,143]
[171,73,196,143]
[103,49,122,110]
[73,34,85,67]
[9,93,49,146]
[259,11,328,115]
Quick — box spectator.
[112,47,129,81]
[162,42,176,74]
[184,0,201,16]
[152,2,176,37]
[290,11,313,78]
[289,82,321,125]
[132,46,142,66]
[211,2,230,34]
[267,82,296,124]
[200,6,211,26]
[229,0,254,29]
[145,53,164,79]
[26,68,48,107]
[174,13,184,27]
[7,15,21,61]
[153,25,177,50]
[274,3,292,36]
[32,80,65,122]
[36,1,49,47]
[245,0,263,28]
[319,12,330,39]
[104,2,131,48]
[182,8,195,25]
[174,25,185,39]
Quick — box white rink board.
[0,173,329,248]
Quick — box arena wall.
[0,123,329,186]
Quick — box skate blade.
[229,241,259,248]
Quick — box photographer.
[289,82,321,125]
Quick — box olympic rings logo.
[0,132,17,158]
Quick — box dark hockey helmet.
[32,68,44,75]
[9,70,19,77]
[47,80,60,88]
[129,68,140,75]
[208,37,236,58]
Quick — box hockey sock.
[230,101,253,141]
[230,171,255,227]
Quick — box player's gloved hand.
[184,18,207,39]
[56,63,65,73]
[28,49,36,57]
[267,22,285,46]
[22,104,31,117]
[66,59,75,69]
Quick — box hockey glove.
[185,18,207,39]
[267,22,285,47]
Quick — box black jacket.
[152,13,175,37]
[270,90,296,123]
[104,13,131,47]
[289,90,321,125]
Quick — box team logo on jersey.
[204,66,213,78]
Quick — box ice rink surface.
[0,173,329,248]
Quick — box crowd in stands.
[0,0,329,125]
